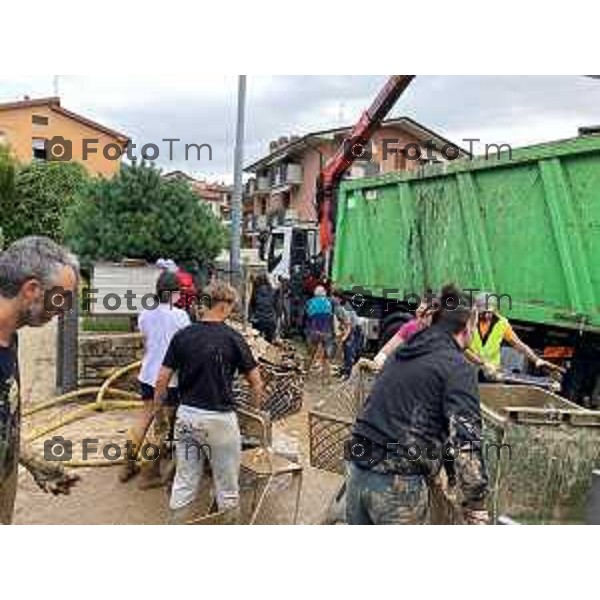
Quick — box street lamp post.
[230,75,247,290]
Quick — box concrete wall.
[78,333,143,388]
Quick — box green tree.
[64,162,228,266]
[0,158,89,246]
[0,146,17,249]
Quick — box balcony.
[257,176,270,192]
[270,162,303,190]
[245,176,270,196]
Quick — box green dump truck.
[261,134,600,404]
[331,134,600,405]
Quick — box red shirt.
[395,319,423,342]
[175,268,197,309]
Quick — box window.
[32,115,49,125]
[32,138,47,160]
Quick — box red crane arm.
[318,75,416,251]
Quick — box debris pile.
[230,320,304,421]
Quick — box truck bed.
[333,135,600,332]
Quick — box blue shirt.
[306,296,333,318]
[305,297,334,334]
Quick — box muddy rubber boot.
[137,459,163,490]
[119,460,141,483]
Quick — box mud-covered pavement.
[14,325,343,525]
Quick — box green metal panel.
[333,135,600,332]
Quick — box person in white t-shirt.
[120,271,191,486]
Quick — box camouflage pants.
[346,462,430,525]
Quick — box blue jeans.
[342,326,363,377]
[346,462,430,525]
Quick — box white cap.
[164,259,178,272]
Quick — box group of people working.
[0,234,564,526]
[0,237,261,525]
[248,275,364,381]
[344,288,563,525]
[122,271,263,523]
[370,293,559,376]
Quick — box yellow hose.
[25,399,144,443]
[23,388,138,418]
[95,361,142,409]
[24,361,145,469]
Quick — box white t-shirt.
[138,304,191,387]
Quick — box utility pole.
[230,75,247,290]
[56,296,79,394]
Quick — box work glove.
[21,453,81,496]
[355,357,379,373]
[535,358,566,375]
[482,362,502,381]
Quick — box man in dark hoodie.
[346,284,489,525]
[248,273,278,343]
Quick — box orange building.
[0,96,129,177]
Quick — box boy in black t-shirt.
[153,282,263,523]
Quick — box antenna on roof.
[53,75,60,97]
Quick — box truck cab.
[260,223,321,335]
[262,224,320,284]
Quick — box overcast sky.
[2,75,600,182]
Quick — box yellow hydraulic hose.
[23,387,138,418]
[95,361,142,409]
[24,399,145,444]
[23,361,145,468]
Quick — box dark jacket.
[249,283,277,325]
[353,324,488,509]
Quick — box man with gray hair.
[0,236,81,525]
